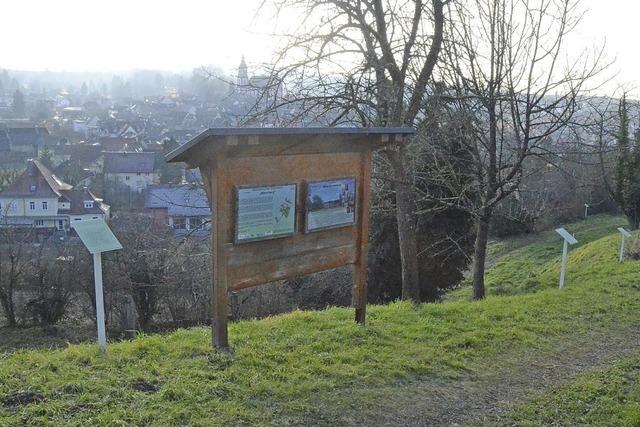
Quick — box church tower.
[237,56,249,87]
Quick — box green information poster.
[236,184,297,243]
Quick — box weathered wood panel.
[228,243,357,291]
[224,227,357,267]
[176,134,396,168]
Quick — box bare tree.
[437,0,607,299]
[107,215,212,330]
[0,226,32,326]
[251,0,447,301]
[24,242,89,326]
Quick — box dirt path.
[323,324,640,426]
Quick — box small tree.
[39,147,55,170]
[109,216,181,330]
[440,0,606,299]
[55,159,87,186]
[611,96,640,229]
[0,227,32,326]
[25,243,89,325]
[0,168,22,192]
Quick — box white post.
[93,252,107,352]
[559,239,569,289]
[620,234,626,262]
[584,204,589,218]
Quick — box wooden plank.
[225,227,357,267]
[200,164,213,208]
[353,149,372,325]
[166,128,414,165]
[226,136,373,158]
[211,155,229,350]
[228,244,357,291]
[169,131,414,167]
[181,136,378,168]
[223,152,361,185]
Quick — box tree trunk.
[472,213,491,300]
[627,211,640,230]
[390,147,421,302]
[0,293,17,327]
[0,260,18,327]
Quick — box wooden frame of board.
[166,127,414,349]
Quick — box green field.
[1,214,639,425]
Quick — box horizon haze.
[0,1,637,93]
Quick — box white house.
[103,151,158,193]
[0,160,109,230]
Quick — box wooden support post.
[353,150,372,325]
[209,157,229,350]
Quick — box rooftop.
[103,151,156,174]
[0,159,72,198]
[64,187,108,215]
[145,184,210,217]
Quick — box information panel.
[306,177,356,232]
[235,184,297,243]
[72,219,123,254]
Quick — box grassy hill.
[1,215,639,425]
[447,214,628,300]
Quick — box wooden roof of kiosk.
[166,127,415,350]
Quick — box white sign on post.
[73,219,122,352]
[555,227,578,289]
[617,227,632,262]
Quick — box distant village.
[0,58,275,241]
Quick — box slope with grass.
[0,215,639,426]
[447,214,628,300]
[496,352,640,426]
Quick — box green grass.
[1,214,639,425]
[447,214,628,300]
[497,353,640,426]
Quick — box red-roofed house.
[0,160,109,230]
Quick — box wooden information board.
[167,127,414,349]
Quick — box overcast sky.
[1,0,638,90]
[0,0,279,74]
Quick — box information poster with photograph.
[306,177,356,232]
[235,184,297,243]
